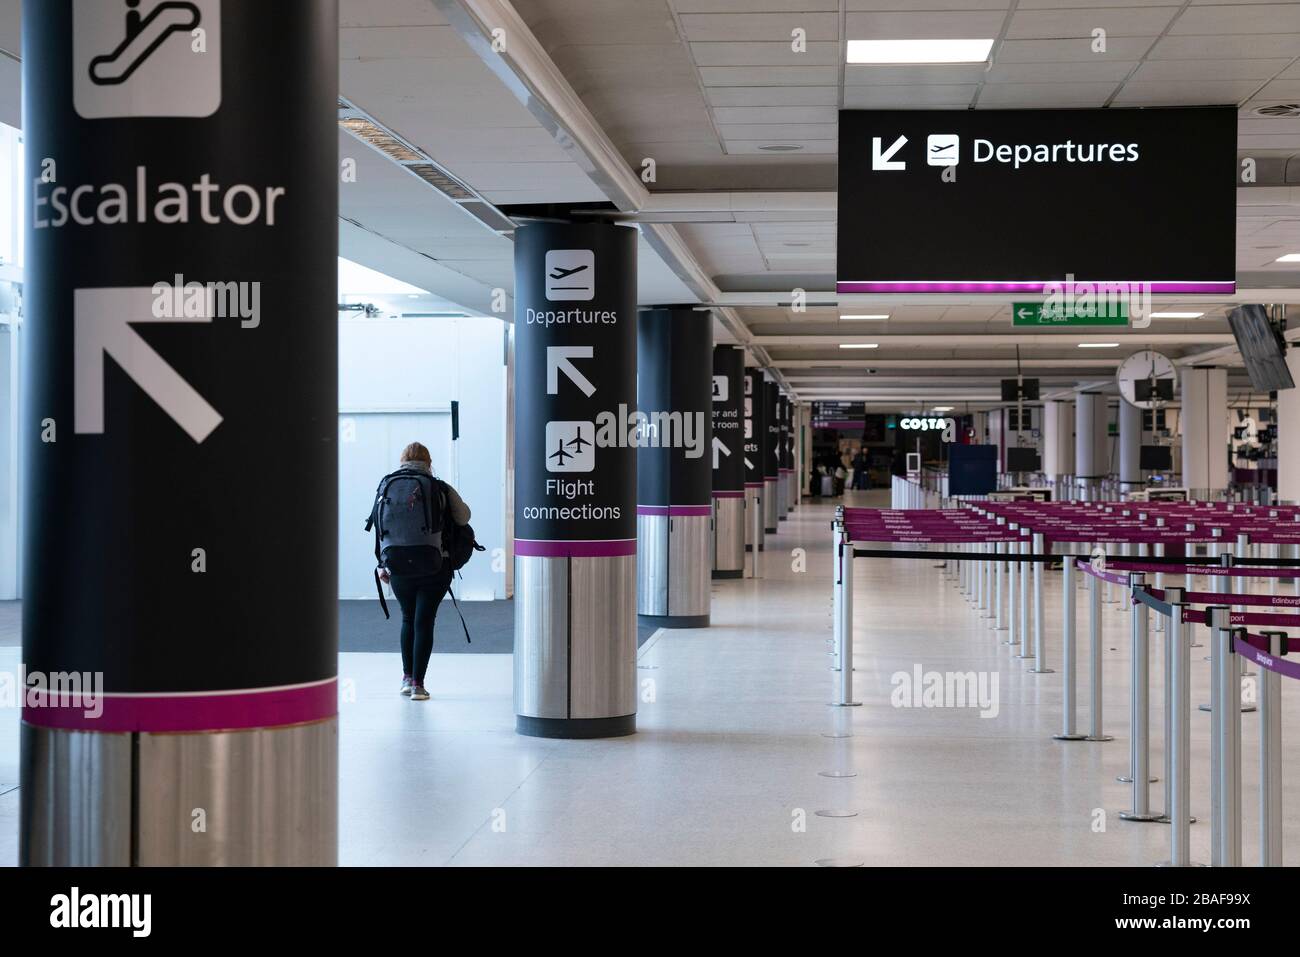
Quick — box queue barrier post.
[995,540,1006,630]
[1121,573,1160,822]
[829,510,842,673]
[1208,607,1241,867]
[1029,533,1050,672]
[831,530,860,709]
[1006,524,1019,647]
[1087,563,1113,741]
[1259,630,1285,867]
[1017,529,1031,657]
[1054,557,1087,741]
[1159,594,1200,867]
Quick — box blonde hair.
[400,442,432,466]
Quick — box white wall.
[339,317,507,601]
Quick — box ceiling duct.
[338,97,514,233]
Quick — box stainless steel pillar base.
[712,495,745,579]
[22,719,338,866]
[515,554,637,738]
[777,471,789,519]
[638,513,711,626]
[744,486,764,553]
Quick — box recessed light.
[840,314,890,320]
[1276,253,1300,262]
[932,406,954,412]
[407,294,422,299]
[846,38,994,64]
[840,343,879,349]
[759,144,804,152]
[1150,311,1203,319]
[1078,342,1119,348]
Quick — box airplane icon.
[548,264,589,281]
[565,426,592,451]
[545,250,595,301]
[549,438,574,467]
[545,420,595,472]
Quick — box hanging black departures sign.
[22,0,339,733]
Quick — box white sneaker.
[400,676,413,696]
[411,684,430,701]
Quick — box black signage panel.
[514,223,637,552]
[712,346,744,494]
[637,308,712,509]
[744,369,764,488]
[837,107,1236,294]
[763,381,780,481]
[23,0,339,729]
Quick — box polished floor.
[2,489,1298,866]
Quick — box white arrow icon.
[872,135,908,171]
[546,345,596,397]
[75,287,223,443]
[712,436,730,469]
[1017,307,1035,320]
[744,456,754,470]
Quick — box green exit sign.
[1013,302,1128,326]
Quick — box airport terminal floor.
[7,491,1294,870]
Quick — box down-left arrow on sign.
[75,287,223,444]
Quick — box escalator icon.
[74,0,222,119]
[89,1,202,86]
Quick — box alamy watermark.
[891,664,1000,718]
[151,273,260,328]
[0,665,103,719]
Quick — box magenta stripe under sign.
[21,678,338,733]
[515,538,638,557]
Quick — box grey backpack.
[366,469,444,579]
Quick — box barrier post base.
[1119,811,1163,823]
[1029,667,1055,674]
[1085,735,1115,742]
[1052,732,1088,741]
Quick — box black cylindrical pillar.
[763,380,780,533]
[711,346,744,578]
[21,0,339,866]
[744,368,766,552]
[513,222,637,738]
[778,394,792,520]
[636,307,712,627]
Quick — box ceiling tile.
[845,10,1008,39]
[1172,3,1300,36]
[842,84,978,108]
[844,64,989,85]
[1111,79,1264,105]
[1131,58,1293,81]
[690,40,840,66]
[679,12,840,42]
[985,59,1137,82]
[1006,7,1175,39]
[977,81,1119,107]
[725,139,839,154]
[995,36,1153,61]
[712,105,838,124]
[698,65,840,85]
[717,122,839,139]
[706,86,841,106]
[1149,33,1300,59]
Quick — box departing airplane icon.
[548,264,589,281]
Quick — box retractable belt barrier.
[833,503,1298,867]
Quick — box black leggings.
[391,569,452,684]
